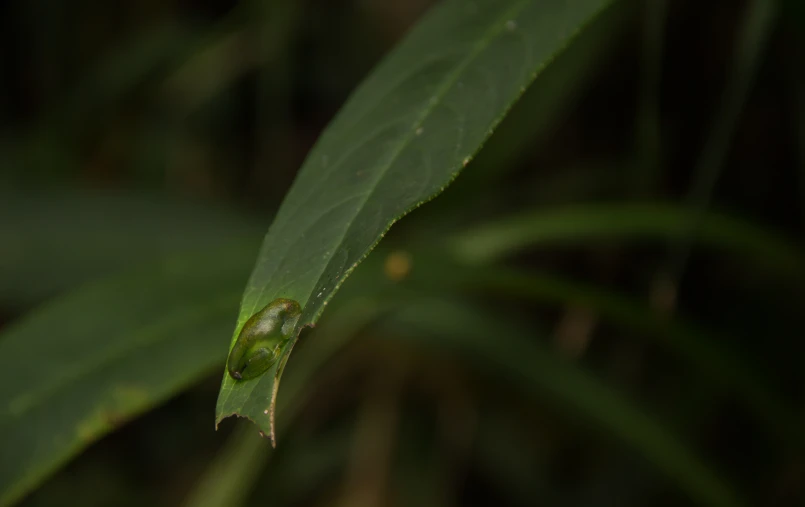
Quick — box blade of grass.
[353,247,799,445]
[667,0,778,280]
[793,25,805,230]
[448,203,805,281]
[469,267,800,446]
[633,0,669,196]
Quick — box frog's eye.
[227,298,302,381]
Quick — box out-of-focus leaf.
[385,299,745,507]
[668,0,777,277]
[0,246,254,507]
[799,63,805,231]
[633,0,668,196]
[341,246,798,444]
[391,418,452,507]
[471,412,552,507]
[0,191,261,305]
[785,2,805,230]
[9,24,200,181]
[9,1,291,184]
[466,267,800,445]
[216,0,617,442]
[180,423,271,507]
[259,423,354,505]
[160,31,257,115]
[449,203,805,280]
[66,25,199,117]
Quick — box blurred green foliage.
[1,0,804,506]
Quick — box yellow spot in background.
[384,250,412,282]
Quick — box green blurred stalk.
[387,299,747,507]
[448,203,805,281]
[180,423,272,507]
[633,0,669,196]
[668,0,778,279]
[353,244,801,450]
[467,266,801,448]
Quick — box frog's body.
[227,298,301,380]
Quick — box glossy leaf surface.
[216,0,616,441]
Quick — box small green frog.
[227,298,301,381]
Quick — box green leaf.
[0,246,254,507]
[386,299,746,507]
[0,190,261,305]
[216,0,617,442]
